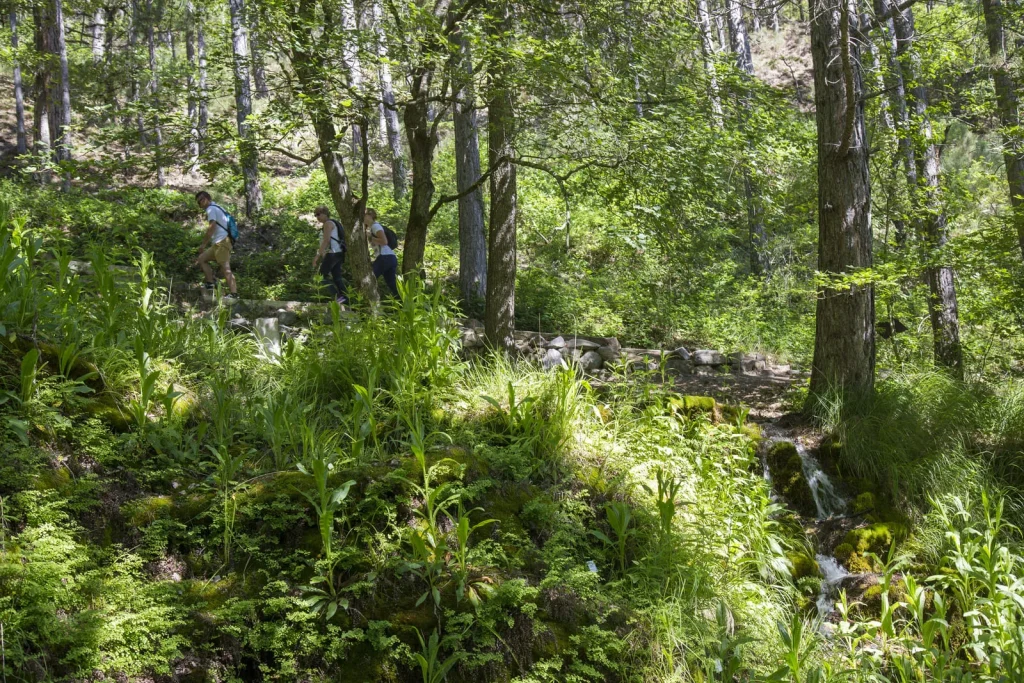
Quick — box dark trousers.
[373,253,399,298]
[320,251,348,302]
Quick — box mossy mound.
[766,442,817,517]
[843,522,907,556]
[787,551,822,581]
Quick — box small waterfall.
[794,443,845,520]
[815,554,850,616]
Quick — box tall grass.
[814,371,1024,522]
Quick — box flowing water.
[760,426,851,619]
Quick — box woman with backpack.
[312,205,348,304]
[365,208,399,298]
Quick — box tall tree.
[197,7,208,157]
[485,1,517,351]
[32,2,52,165]
[452,27,487,307]
[696,0,723,125]
[9,5,28,155]
[340,0,363,155]
[808,0,875,400]
[186,0,199,165]
[54,0,71,189]
[228,0,263,218]
[981,0,1024,261]
[90,7,104,62]
[146,0,164,187]
[370,0,406,198]
[248,4,269,99]
[289,0,378,304]
[726,0,766,273]
[890,4,962,376]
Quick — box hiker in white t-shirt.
[194,191,237,298]
[312,205,348,304]
[365,208,399,298]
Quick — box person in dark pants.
[312,205,348,304]
[365,208,399,298]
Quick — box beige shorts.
[199,239,231,267]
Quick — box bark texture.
[146,0,164,187]
[340,0,363,155]
[453,30,487,306]
[485,2,517,352]
[186,1,199,165]
[90,8,104,62]
[696,0,723,125]
[808,0,876,400]
[371,0,406,198]
[981,0,1024,261]
[291,0,378,305]
[228,0,263,218]
[10,7,28,155]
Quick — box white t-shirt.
[206,204,230,244]
[327,220,344,254]
[371,222,394,257]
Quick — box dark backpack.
[381,225,399,251]
[329,219,347,252]
[210,203,239,245]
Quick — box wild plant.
[590,501,635,575]
[643,467,683,542]
[127,337,172,430]
[403,527,448,612]
[391,279,460,396]
[452,501,496,606]
[699,601,752,683]
[299,568,350,621]
[771,613,819,683]
[254,391,305,470]
[295,455,355,565]
[205,443,247,567]
[400,413,459,539]
[483,380,538,439]
[413,628,463,683]
[0,349,38,444]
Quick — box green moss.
[124,495,174,526]
[766,442,817,517]
[846,553,874,574]
[682,395,716,413]
[853,492,875,515]
[843,522,907,555]
[83,398,131,432]
[786,551,822,580]
[833,543,854,562]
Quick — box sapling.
[452,501,496,606]
[590,501,635,575]
[296,455,355,565]
[413,628,463,683]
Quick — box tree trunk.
[53,0,71,190]
[981,0,1024,261]
[371,0,406,198]
[808,0,875,400]
[228,0,262,219]
[453,29,487,306]
[340,0,363,156]
[871,0,910,248]
[696,0,723,125]
[129,0,144,143]
[402,80,434,275]
[146,0,164,187]
[197,10,208,157]
[291,0,378,305]
[248,4,269,99]
[623,0,643,117]
[186,1,199,165]
[726,0,766,273]
[32,3,52,169]
[485,2,517,352]
[715,0,728,51]
[90,8,104,62]
[890,4,963,376]
[9,7,28,155]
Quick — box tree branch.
[427,157,506,219]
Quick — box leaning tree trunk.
[146,0,164,187]
[53,0,71,190]
[891,4,962,376]
[453,29,487,307]
[291,0,378,305]
[726,0,766,274]
[401,69,436,276]
[485,2,517,352]
[228,0,262,219]
[808,0,875,401]
[981,0,1024,261]
[371,0,406,198]
[9,7,28,155]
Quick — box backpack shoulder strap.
[329,219,345,247]
[207,203,228,230]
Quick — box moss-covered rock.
[682,395,716,413]
[852,492,875,515]
[846,553,874,574]
[83,397,131,432]
[124,495,174,526]
[766,442,817,517]
[786,551,822,581]
[833,543,854,562]
[842,522,907,556]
